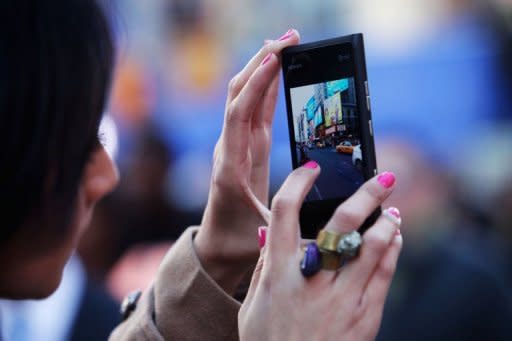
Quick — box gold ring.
[319,249,343,270]
[316,230,343,252]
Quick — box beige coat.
[109,227,241,340]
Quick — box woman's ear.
[82,146,119,206]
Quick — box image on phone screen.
[289,77,364,202]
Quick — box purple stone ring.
[300,242,321,277]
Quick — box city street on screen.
[290,78,364,201]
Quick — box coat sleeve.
[109,227,241,341]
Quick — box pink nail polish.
[303,160,318,169]
[261,53,272,65]
[277,29,293,41]
[258,226,267,248]
[388,207,401,219]
[377,171,395,188]
[383,207,402,226]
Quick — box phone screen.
[284,42,365,203]
[282,36,378,236]
[289,77,364,202]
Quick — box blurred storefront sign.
[326,126,336,135]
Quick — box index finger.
[221,53,280,166]
[323,171,396,234]
[227,29,300,102]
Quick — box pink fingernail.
[261,53,272,65]
[388,207,401,219]
[277,29,294,41]
[303,161,318,169]
[258,226,267,248]
[377,171,395,188]
[384,207,402,225]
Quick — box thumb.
[244,227,267,305]
[267,160,320,260]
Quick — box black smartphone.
[281,33,379,239]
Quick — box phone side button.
[366,95,371,112]
[368,119,373,136]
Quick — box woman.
[0,1,402,340]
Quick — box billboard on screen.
[324,93,342,127]
[326,79,349,98]
[314,106,323,128]
[306,96,317,121]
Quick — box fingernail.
[388,207,400,219]
[303,160,318,169]
[383,207,402,225]
[261,53,272,65]
[258,226,267,248]
[277,29,294,41]
[263,39,273,45]
[377,171,395,189]
[300,242,321,277]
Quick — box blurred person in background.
[452,126,512,286]
[0,1,404,340]
[375,139,512,341]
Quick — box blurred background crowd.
[1,0,512,340]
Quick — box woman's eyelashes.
[97,132,106,148]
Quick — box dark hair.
[0,0,114,243]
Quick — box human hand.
[239,163,402,341]
[194,30,300,294]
